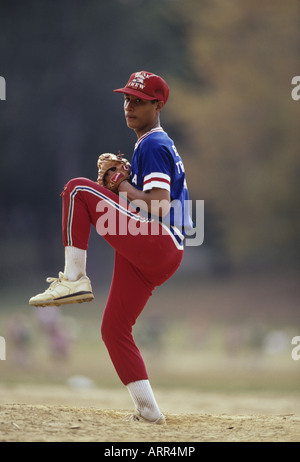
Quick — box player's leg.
[100,251,164,423]
[101,251,151,384]
[59,177,183,283]
[30,177,183,304]
[29,178,119,306]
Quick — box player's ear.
[156,101,165,112]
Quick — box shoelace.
[46,272,65,289]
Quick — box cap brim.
[113,87,157,101]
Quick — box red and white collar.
[134,127,164,150]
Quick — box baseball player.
[29,71,193,424]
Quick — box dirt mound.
[1,403,299,442]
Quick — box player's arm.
[119,181,170,218]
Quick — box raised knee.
[61,177,88,195]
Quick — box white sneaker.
[29,272,94,307]
[129,412,166,425]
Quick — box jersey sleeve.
[141,142,172,192]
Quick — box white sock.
[127,380,162,421]
[64,246,87,281]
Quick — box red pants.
[61,178,183,385]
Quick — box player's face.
[124,94,163,138]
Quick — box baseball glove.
[97,152,131,193]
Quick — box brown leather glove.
[97,152,131,193]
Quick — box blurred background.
[0,0,299,395]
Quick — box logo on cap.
[128,72,150,90]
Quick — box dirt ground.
[0,384,299,442]
[1,271,299,443]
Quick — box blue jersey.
[130,128,194,242]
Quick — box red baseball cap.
[114,71,169,104]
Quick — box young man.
[29,71,193,424]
